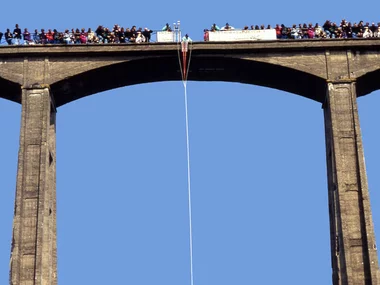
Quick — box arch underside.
[0,76,21,104]
[51,56,328,107]
[357,68,380,97]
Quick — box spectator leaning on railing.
[182,34,192,42]
[142,28,153,42]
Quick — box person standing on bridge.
[211,23,220,31]
[221,23,235,30]
[32,29,40,44]
[182,33,192,42]
[22,28,32,45]
[5,29,13,45]
[162,23,172,31]
[13,24,22,45]
[142,28,153,42]
[135,31,146,43]
[203,29,209,41]
[39,29,47,44]
[62,29,72,44]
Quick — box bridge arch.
[357,68,380,97]
[51,56,327,107]
[0,76,20,103]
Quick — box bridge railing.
[206,29,277,41]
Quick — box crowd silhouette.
[1,19,380,45]
[203,19,380,40]
[0,24,156,45]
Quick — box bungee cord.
[177,39,194,285]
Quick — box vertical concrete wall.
[10,86,57,285]
[324,82,379,285]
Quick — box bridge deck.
[0,38,380,107]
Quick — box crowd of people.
[0,24,157,45]
[204,20,380,40]
[1,19,380,46]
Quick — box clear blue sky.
[1,2,380,285]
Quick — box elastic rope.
[177,42,184,82]
[177,39,194,285]
[185,43,193,82]
[184,83,194,285]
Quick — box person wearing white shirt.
[182,34,192,42]
[135,32,146,43]
[221,23,235,30]
[363,26,373,38]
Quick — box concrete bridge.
[1,39,380,284]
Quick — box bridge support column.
[324,81,379,285]
[10,85,57,285]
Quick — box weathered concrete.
[2,39,380,284]
[0,39,380,106]
[324,82,379,284]
[10,85,57,285]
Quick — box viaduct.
[1,39,380,284]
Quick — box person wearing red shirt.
[46,29,54,44]
[275,24,282,39]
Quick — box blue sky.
[1,2,380,285]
